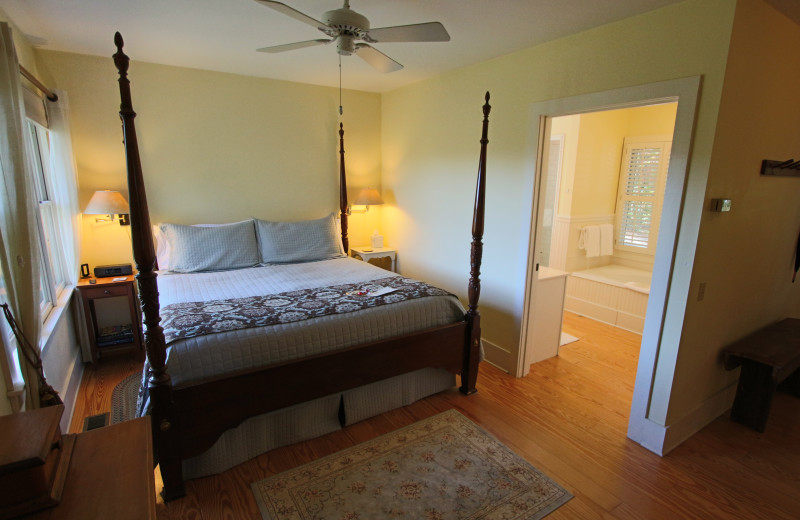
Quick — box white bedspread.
[154,257,466,386]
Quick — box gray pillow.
[160,220,260,273]
[256,213,345,264]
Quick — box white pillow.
[256,213,345,264]
[159,220,260,273]
[153,224,170,271]
[154,221,256,271]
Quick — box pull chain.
[338,54,343,115]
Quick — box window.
[26,120,68,320]
[615,136,671,255]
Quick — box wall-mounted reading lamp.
[84,190,131,225]
[350,188,384,214]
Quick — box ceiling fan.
[253,0,450,73]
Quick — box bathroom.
[536,102,677,341]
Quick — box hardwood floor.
[71,312,800,519]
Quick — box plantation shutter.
[615,137,671,254]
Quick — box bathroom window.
[615,136,671,255]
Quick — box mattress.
[153,257,466,387]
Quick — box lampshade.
[84,190,130,215]
[353,188,384,206]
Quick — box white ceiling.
[2,0,714,93]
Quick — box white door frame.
[515,76,703,454]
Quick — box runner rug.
[251,409,572,519]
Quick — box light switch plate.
[711,199,732,212]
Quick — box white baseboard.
[629,382,737,456]
[481,338,512,373]
[661,383,737,454]
[60,354,85,433]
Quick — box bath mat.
[111,373,140,424]
[560,332,579,346]
[251,409,572,519]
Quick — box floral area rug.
[251,409,572,519]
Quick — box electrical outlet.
[697,282,706,301]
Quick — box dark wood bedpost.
[339,123,349,253]
[113,33,185,501]
[460,92,491,395]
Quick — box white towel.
[583,226,601,258]
[600,224,614,256]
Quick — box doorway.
[515,77,704,455]
[537,103,677,354]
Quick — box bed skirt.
[182,367,455,478]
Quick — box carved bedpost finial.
[113,32,129,77]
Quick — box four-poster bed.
[112,32,490,501]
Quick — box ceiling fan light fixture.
[337,34,355,56]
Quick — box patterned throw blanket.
[159,275,454,346]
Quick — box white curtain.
[0,22,44,410]
[46,91,81,285]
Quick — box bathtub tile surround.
[565,265,651,334]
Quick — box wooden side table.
[350,246,397,272]
[24,417,156,520]
[76,275,143,363]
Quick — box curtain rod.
[19,64,58,102]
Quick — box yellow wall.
[628,102,679,136]
[667,0,800,423]
[34,50,383,269]
[382,0,735,368]
[571,110,628,217]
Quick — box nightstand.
[350,246,397,272]
[76,275,143,363]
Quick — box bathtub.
[564,265,651,334]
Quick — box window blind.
[615,138,671,254]
[619,146,661,248]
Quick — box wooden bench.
[723,318,800,432]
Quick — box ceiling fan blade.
[257,39,332,53]
[253,0,332,32]
[354,44,403,73]
[366,22,450,43]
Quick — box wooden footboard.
[112,33,489,501]
[172,322,467,460]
